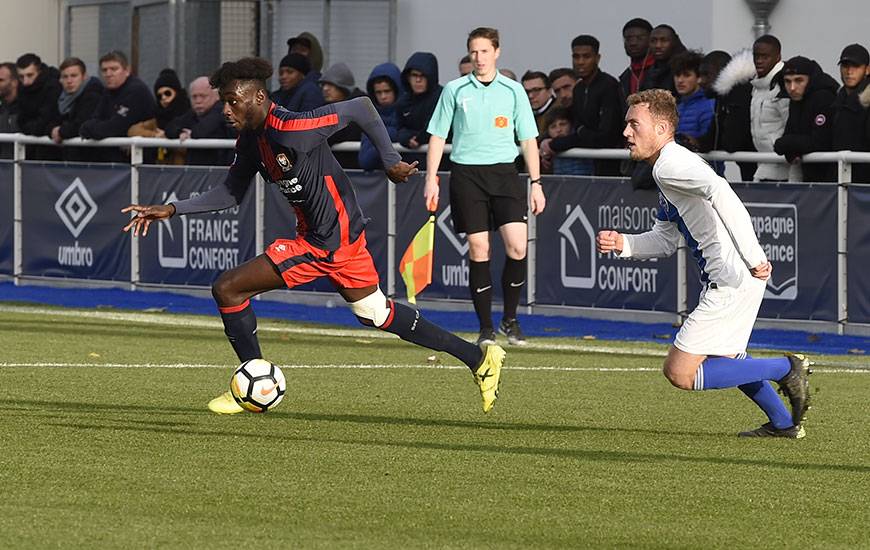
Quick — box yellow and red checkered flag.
[399,192,438,304]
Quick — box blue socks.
[693,355,789,390]
[695,352,794,429]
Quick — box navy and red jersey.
[222,98,401,252]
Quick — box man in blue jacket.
[396,52,441,154]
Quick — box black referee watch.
[528,177,542,186]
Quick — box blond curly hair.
[626,89,679,132]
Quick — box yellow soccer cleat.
[473,344,505,413]
[208,391,245,415]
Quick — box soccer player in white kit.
[596,89,812,438]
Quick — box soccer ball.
[229,359,287,413]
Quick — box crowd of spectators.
[1,22,869,181]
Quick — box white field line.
[0,304,667,356]
[1,305,867,370]
[0,362,866,374]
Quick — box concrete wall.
[0,0,62,65]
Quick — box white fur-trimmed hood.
[713,48,756,96]
[860,84,870,109]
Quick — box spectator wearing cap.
[286,32,324,85]
[359,62,403,171]
[396,52,442,152]
[750,34,790,181]
[831,43,870,182]
[128,68,191,164]
[271,53,324,112]
[640,24,686,94]
[164,76,237,166]
[773,56,839,182]
[618,18,654,108]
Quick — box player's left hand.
[386,160,419,183]
[530,183,546,215]
[750,261,772,280]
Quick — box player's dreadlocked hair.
[626,89,679,132]
[209,57,273,90]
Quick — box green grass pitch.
[0,303,868,548]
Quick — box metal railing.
[2,133,870,335]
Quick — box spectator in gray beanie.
[318,62,366,166]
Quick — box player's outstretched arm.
[121,204,175,237]
[596,230,624,254]
[385,160,419,183]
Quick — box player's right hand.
[121,204,175,237]
[750,261,772,280]
[596,230,624,254]
[386,160,419,183]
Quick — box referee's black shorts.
[449,162,527,234]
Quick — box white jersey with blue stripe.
[619,141,767,287]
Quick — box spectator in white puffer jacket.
[750,35,790,181]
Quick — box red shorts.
[264,232,380,289]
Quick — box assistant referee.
[425,27,546,346]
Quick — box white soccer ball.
[230,359,287,413]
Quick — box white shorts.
[674,276,767,357]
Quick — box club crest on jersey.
[276,153,292,171]
[494,116,509,128]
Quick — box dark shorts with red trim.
[449,162,527,234]
[264,232,380,289]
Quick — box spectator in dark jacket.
[540,35,623,176]
[548,67,577,109]
[287,32,324,85]
[164,76,236,166]
[0,62,20,158]
[359,62,402,171]
[640,24,686,94]
[831,43,870,182]
[618,18,654,108]
[127,68,191,164]
[16,53,62,160]
[396,52,442,150]
[50,57,103,162]
[774,56,839,182]
[708,49,757,181]
[15,53,61,137]
[80,51,156,161]
[271,53,324,112]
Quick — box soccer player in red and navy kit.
[123,58,505,415]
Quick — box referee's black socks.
[469,260,493,330]
[501,256,526,321]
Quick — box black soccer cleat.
[738,422,805,439]
[475,328,497,347]
[777,352,813,426]
[498,317,527,346]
